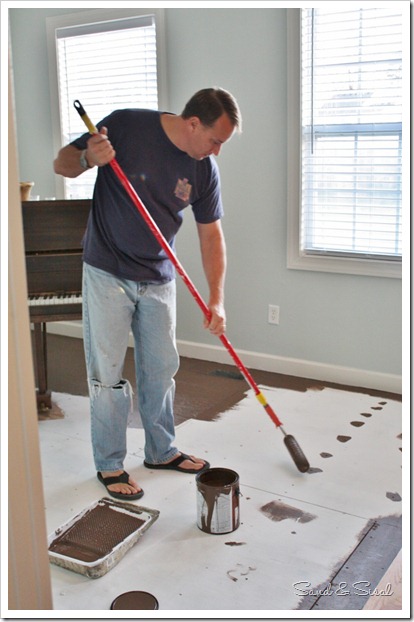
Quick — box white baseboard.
[46,321,402,395]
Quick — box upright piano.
[22,199,91,412]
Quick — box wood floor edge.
[363,549,402,610]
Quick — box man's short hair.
[182,88,242,132]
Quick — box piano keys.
[22,199,91,412]
[28,294,83,321]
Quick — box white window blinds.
[55,15,158,199]
[301,7,402,261]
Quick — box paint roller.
[73,100,310,474]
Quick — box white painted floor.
[38,386,403,616]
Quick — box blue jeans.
[82,263,180,471]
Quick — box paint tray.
[48,497,159,579]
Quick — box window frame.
[286,9,404,279]
[46,8,167,200]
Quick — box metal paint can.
[196,467,240,534]
[110,591,159,610]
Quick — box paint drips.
[227,563,256,582]
[260,500,316,524]
[196,468,240,534]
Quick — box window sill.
[287,248,402,279]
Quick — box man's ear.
[188,116,201,132]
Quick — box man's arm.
[196,220,227,336]
[53,127,115,178]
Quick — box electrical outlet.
[268,304,280,325]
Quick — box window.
[47,9,166,199]
[287,8,406,278]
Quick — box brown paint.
[196,468,240,534]
[225,541,246,546]
[337,435,351,442]
[371,406,383,411]
[227,564,256,582]
[350,421,365,427]
[49,501,145,562]
[386,492,402,502]
[360,412,373,417]
[320,452,332,458]
[307,467,323,474]
[260,500,316,524]
[110,591,159,610]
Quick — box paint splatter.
[386,491,402,502]
[371,406,383,411]
[320,452,332,458]
[337,435,351,443]
[307,467,323,474]
[350,421,365,427]
[379,401,387,405]
[260,500,316,524]
[225,541,246,546]
[227,564,256,582]
[360,412,372,418]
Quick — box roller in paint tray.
[73,100,310,474]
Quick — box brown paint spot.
[350,421,365,427]
[320,452,332,458]
[307,467,323,474]
[386,491,402,502]
[225,541,246,546]
[371,406,383,411]
[260,500,316,524]
[360,412,372,418]
[379,401,387,405]
[337,435,351,443]
[227,564,256,582]
[397,433,402,439]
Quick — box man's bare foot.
[165,454,207,471]
[144,452,210,474]
[98,470,144,499]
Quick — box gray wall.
[9,8,402,382]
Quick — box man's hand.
[85,127,115,167]
[204,302,226,337]
[54,127,115,178]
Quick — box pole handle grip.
[74,100,98,134]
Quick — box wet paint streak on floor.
[260,500,317,524]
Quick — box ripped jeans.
[82,263,180,472]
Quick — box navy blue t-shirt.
[71,109,224,283]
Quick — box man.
[54,88,242,500]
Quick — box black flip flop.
[97,471,144,501]
[144,453,210,474]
